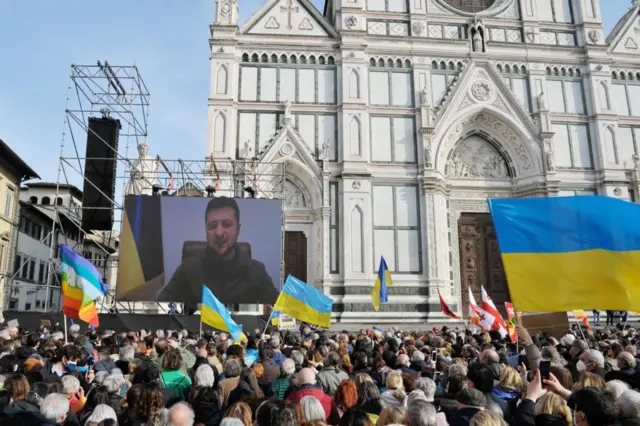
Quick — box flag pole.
[621,313,629,334]
[263,305,274,335]
[199,319,203,339]
[574,318,587,341]
[63,314,68,344]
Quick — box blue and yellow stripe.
[274,275,333,329]
[371,257,393,311]
[201,286,245,342]
[489,196,640,312]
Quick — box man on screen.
[155,197,280,304]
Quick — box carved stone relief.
[471,81,493,102]
[438,113,534,174]
[446,135,510,179]
[284,180,307,208]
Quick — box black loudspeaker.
[82,116,121,231]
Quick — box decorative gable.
[608,5,640,54]
[433,60,538,140]
[258,119,322,180]
[242,0,337,38]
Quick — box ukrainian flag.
[371,256,393,311]
[273,275,333,329]
[489,196,640,313]
[201,286,245,342]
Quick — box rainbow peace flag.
[61,245,104,327]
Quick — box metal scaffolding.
[6,62,287,315]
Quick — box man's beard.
[210,239,236,258]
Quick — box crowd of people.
[0,318,638,426]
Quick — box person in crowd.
[285,368,340,425]
[334,380,358,415]
[159,348,192,402]
[379,371,407,408]
[227,366,264,407]
[225,401,252,426]
[271,358,296,400]
[40,393,70,426]
[317,352,349,397]
[219,359,242,406]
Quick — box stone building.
[206,0,640,322]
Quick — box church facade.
[207,0,640,322]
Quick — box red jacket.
[285,385,340,425]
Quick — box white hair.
[606,380,630,400]
[180,329,189,338]
[618,352,637,370]
[86,404,117,424]
[194,364,215,388]
[51,331,65,342]
[40,393,70,421]
[69,324,80,334]
[411,351,425,362]
[110,368,124,376]
[300,396,325,423]
[156,329,165,339]
[148,408,171,426]
[103,374,125,394]
[94,371,109,385]
[221,418,245,426]
[415,378,437,402]
[169,401,195,426]
[584,349,605,369]
[282,358,296,376]
[120,346,136,363]
[61,375,80,395]
[617,390,640,418]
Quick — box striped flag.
[60,245,104,327]
[505,302,518,342]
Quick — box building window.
[239,64,337,105]
[329,182,339,274]
[558,189,596,196]
[41,197,50,205]
[368,69,413,107]
[545,68,585,114]
[611,72,640,117]
[372,184,421,273]
[14,254,22,276]
[430,60,464,106]
[370,116,417,163]
[366,0,408,13]
[4,189,13,217]
[0,244,6,272]
[537,0,573,23]
[29,196,38,204]
[552,123,593,169]
[497,64,531,112]
[38,261,46,283]
[56,197,63,206]
[28,259,36,281]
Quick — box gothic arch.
[604,125,618,164]
[598,81,610,111]
[273,157,322,210]
[349,69,360,99]
[445,133,515,179]
[213,112,226,152]
[349,115,362,156]
[216,65,228,94]
[434,107,543,177]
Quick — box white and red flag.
[481,286,508,337]
[468,287,480,326]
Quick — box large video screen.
[116,195,283,304]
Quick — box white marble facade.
[207,0,640,323]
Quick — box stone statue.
[125,142,160,196]
[420,86,429,106]
[545,141,555,172]
[321,141,331,161]
[472,31,483,52]
[633,153,640,170]
[424,145,432,168]
[538,91,547,110]
[284,100,292,119]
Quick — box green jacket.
[153,347,196,376]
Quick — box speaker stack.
[81,116,121,231]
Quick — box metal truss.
[7,62,287,315]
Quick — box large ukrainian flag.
[489,196,640,312]
[274,275,333,328]
[201,286,245,342]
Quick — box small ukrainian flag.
[273,275,333,329]
[201,286,245,342]
[371,256,393,311]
